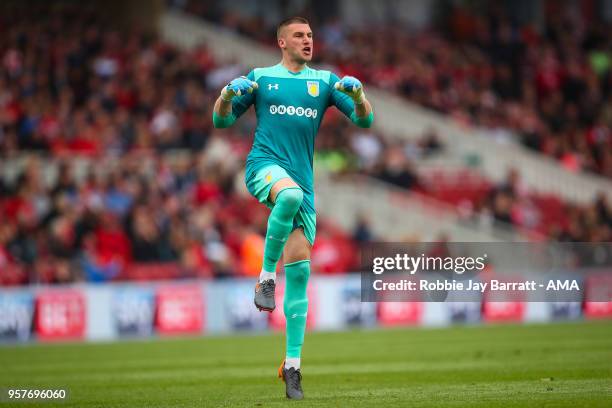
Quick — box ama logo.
[546,280,580,291]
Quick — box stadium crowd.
[1,4,610,285]
[0,5,357,284]
[183,1,612,179]
[317,118,612,242]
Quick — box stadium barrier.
[1,275,610,343]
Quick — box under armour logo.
[268,83,279,90]
[268,235,286,242]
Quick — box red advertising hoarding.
[35,290,86,341]
[583,274,612,319]
[377,302,423,326]
[155,285,204,335]
[482,276,526,322]
[482,301,525,322]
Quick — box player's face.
[279,23,313,63]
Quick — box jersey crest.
[307,81,319,97]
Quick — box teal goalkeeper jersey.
[224,63,373,214]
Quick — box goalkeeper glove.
[334,76,365,104]
[221,76,258,101]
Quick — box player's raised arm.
[332,75,374,128]
[212,74,258,128]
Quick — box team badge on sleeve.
[306,81,319,97]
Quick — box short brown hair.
[276,17,310,39]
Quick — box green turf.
[0,320,610,407]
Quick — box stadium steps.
[315,171,529,242]
[160,10,612,205]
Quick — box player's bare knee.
[270,178,299,203]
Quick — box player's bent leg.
[254,178,304,312]
[279,228,311,400]
[263,177,303,276]
[268,177,300,204]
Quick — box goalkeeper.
[212,16,373,400]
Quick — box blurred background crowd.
[1,1,611,285]
[187,0,612,177]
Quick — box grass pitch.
[0,320,610,407]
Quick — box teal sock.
[262,188,303,272]
[284,260,310,359]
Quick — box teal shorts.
[245,164,316,245]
